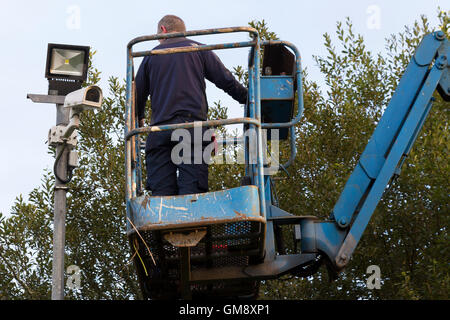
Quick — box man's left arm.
[135,57,150,127]
[202,51,247,104]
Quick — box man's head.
[157,15,186,40]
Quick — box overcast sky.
[0,0,447,216]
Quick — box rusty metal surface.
[335,233,357,268]
[127,26,259,49]
[125,26,268,221]
[260,76,295,100]
[260,40,303,130]
[125,117,261,141]
[126,186,263,235]
[132,41,256,58]
[132,215,266,234]
[163,229,207,247]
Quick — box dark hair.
[157,15,186,33]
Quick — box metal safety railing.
[124,27,305,220]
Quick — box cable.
[270,176,280,207]
[292,255,324,278]
[266,145,291,178]
[133,241,148,277]
[383,173,399,197]
[53,142,74,184]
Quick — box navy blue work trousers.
[145,115,210,196]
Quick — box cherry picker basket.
[127,186,266,299]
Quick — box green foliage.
[233,19,279,86]
[0,172,53,299]
[209,19,280,192]
[0,12,448,300]
[260,10,449,300]
[63,69,141,299]
[0,54,141,299]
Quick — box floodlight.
[45,43,90,95]
[49,48,85,77]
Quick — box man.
[135,15,247,196]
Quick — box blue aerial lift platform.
[123,27,449,299]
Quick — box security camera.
[62,85,103,139]
[64,85,103,114]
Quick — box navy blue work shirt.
[135,37,248,125]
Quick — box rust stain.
[234,210,247,219]
[125,215,266,235]
[140,196,149,209]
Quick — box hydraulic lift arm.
[305,31,449,270]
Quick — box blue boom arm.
[303,31,449,270]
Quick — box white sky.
[0,0,447,216]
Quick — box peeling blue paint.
[126,186,263,234]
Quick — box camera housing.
[61,85,103,139]
[64,85,102,114]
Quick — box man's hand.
[139,119,145,127]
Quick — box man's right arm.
[135,57,150,126]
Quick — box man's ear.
[160,25,168,33]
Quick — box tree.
[260,10,449,300]
[0,12,448,300]
[0,53,141,299]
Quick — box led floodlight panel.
[45,44,89,81]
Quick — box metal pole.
[51,103,70,300]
